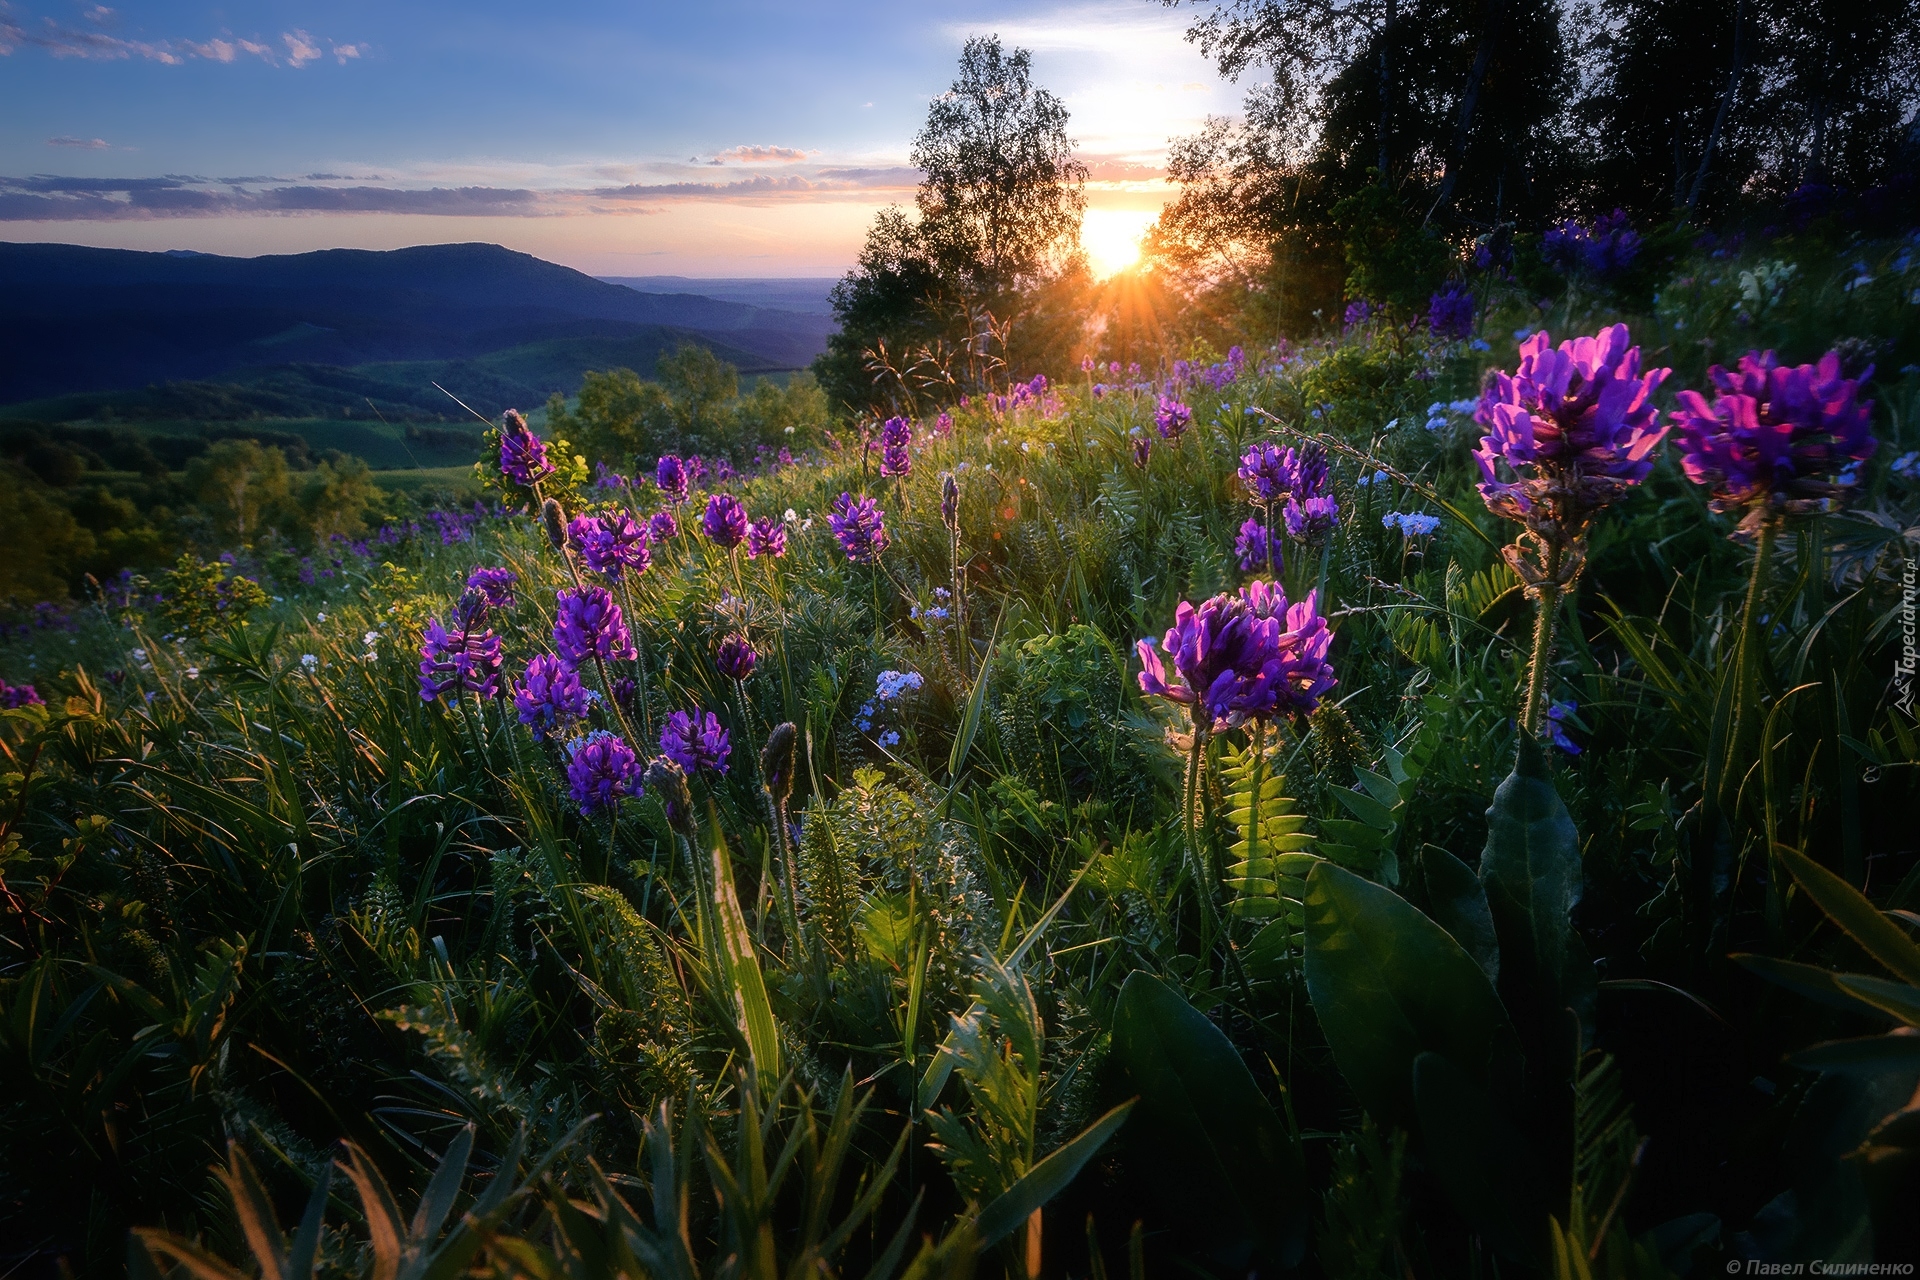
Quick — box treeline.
[815,8,1918,413]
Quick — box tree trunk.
[1426,0,1504,224]
[1681,0,1744,223]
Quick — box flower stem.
[1521,583,1561,736]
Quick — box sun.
[1081,208,1157,278]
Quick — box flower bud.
[940,472,960,532]
[541,498,568,552]
[643,757,696,838]
[760,722,797,804]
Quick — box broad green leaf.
[975,1100,1135,1247]
[1479,735,1594,1043]
[1110,971,1307,1270]
[1776,846,1920,987]
[1419,845,1499,984]
[1732,954,1899,1022]
[708,802,783,1096]
[1789,1033,1920,1075]
[1835,974,1920,1027]
[1303,861,1521,1131]
[1332,785,1396,830]
[1413,1051,1548,1265]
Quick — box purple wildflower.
[1132,437,1152,468]
[1283,493,1340,543]
[649,510,680,541]
[418,609,504,702]
[1,679,43,709]
[1236,518,1281,573]
[655,455,691,503]
[570,512,652,578]
[1542,210,1641,278]
[934,411,954,437]
[1546,700,1582,756]
[702,493,748,548]
[1238,442,1293,502]
[515,652,592,740]
[1135,582,1336,731]
[465,566,518,611]
[498,410,553,487]
[565,731,643,815]
[553,586,637,664]
[1154,396,1193,440]
[829,492,889,563]
[1343,299,1376,329]
[661,708,731,776]
[1669,349,1876,529]
[1429,286,1475,341]
[1474,324,1669,520]
[746,516,787,559]
[715,633,757,681]
[687,455,710,488]
[880,423,912,477]
[1290,444,1330,498]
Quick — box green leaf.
[1303,861,1521,1131]
[1413,1051,1548,1265]
[975,1100,1135,1247]
[1479,735,1594,1044]
[1110,971,1307,1270]
[1332,786,1396,830]
[1419,845,1499,984]
[1835,974,1920,1027]
[1731,954,1898,1021]
[1789,1034,1920,1075]
[1776,846,1920,988]
[708,801,783,1097]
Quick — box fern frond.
[1218,734,1318,932]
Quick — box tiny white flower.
[784,508,797,522]
[316,612,328,622]
[185,667,200,680]
[301,654,318,671]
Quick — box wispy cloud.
[709,144,813,165]
[0,8,365,67]
[47,136,112,149]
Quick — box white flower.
[184,667,200,680]
[316,612,328,622]
[363,631,380,647]
[784,508,797,522]
[301,654,319,671]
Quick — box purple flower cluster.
[715,633,757,681]
[655,455,691,503]
[418,599,505,702]
[649,510,680,541]
[1170,346,1247,392]
[1670,349,1876,525]
[553,586,637,665]
[661,708,731,776]
[570,512,651,578]
[465,566,518,611]
[879,416,913,478]
[1136,581,1336,731]
[1131,437,1153,469]
[1542,210,1642,278]
[1154,396,1193,440]
[515,652,593,740]
[1235,519,1281,573]
[1343,299,1376,329]
[1428,286,1475,341]
[702,493,749,548]
[1,679,44,709]
[1284,494,1341,543]
[746,516,787,560]
[1474,324,1670,523]
[989,374,1060,418]
[829,492,889,563]
[566,731,643,815]
[498,410,554,487]
[1237,442,1293,501]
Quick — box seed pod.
[644,757,696,838]
[939,472,960,532]
[502,408,528,433]
[541,498,568,552]
[760,722,797,804]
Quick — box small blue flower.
[1546,701,1583,756]
[879,730,901,747]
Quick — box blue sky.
[0,1,1239,274]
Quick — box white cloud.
[710,144,813,164]
[331,42,362,63]
[283,29,322,67]
[47,135,112,149]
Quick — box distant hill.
[0,241,837,407]
[599,276,840,317]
